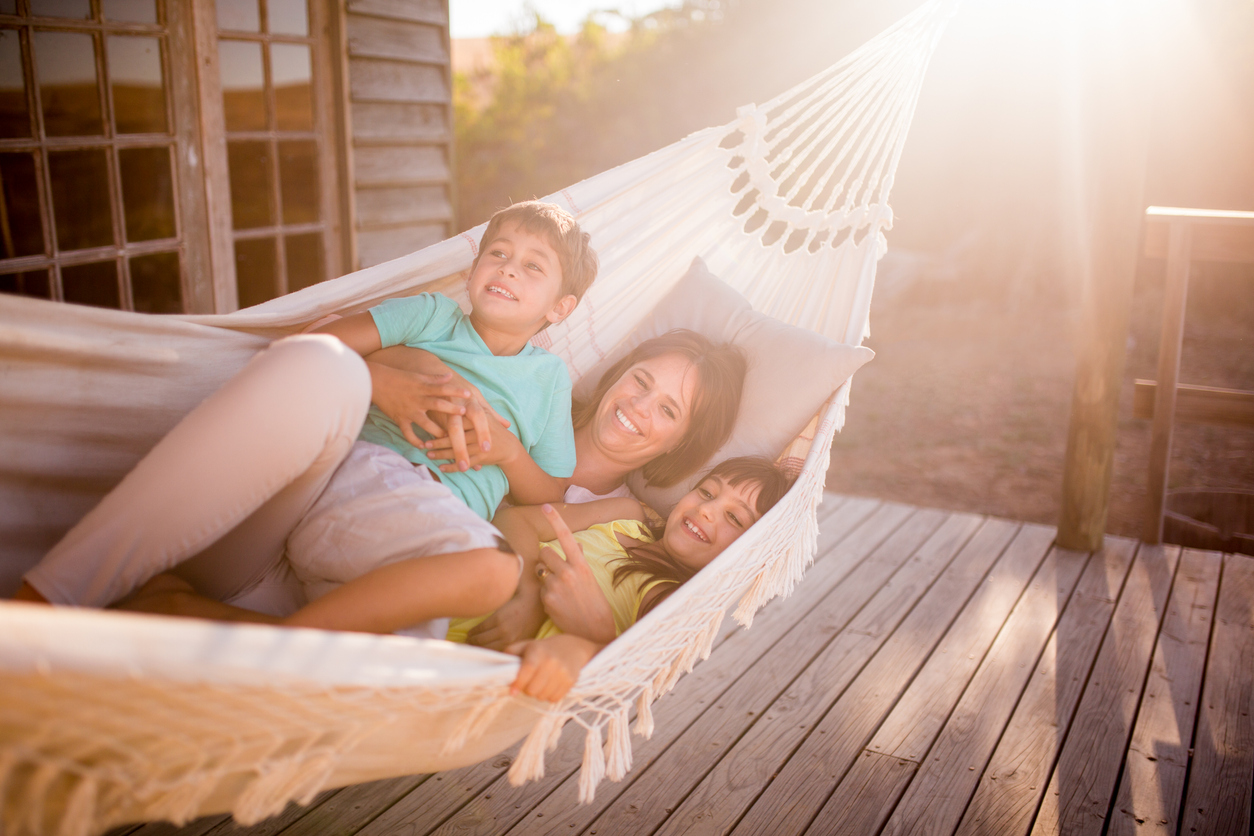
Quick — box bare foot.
[13,581,50,603]
[115,573,280,625]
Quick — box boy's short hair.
[475,200,598,302]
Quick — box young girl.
[450,456,795,650]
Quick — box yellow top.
[446,518,662,643]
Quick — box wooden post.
[1056,11,1154,551]
[1143,220,1192,543]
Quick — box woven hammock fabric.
[0,3,954,834]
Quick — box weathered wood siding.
[343,0,454,268]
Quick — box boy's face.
[662,475,763,572]
[467,221,577,339]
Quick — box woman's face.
[590,353,699,469]
[662,475,763,571]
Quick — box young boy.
[278,200,599,637]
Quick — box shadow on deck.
[117,495,1254,836]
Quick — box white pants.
[26,335,371,614]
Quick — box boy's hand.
[506,635,601,702]
[534,505,619,644]
[367,362,471,446]
[466,591,547,650]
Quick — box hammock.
[0,3,954,834]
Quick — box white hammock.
[0,3,954,834]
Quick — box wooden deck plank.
[653,510,986,836]
[955,537,1139,835]
[270,776,428,836]
[1107,548,1221,835]
[1030,542,1181,835]
[493,498,903,836]
[727,516,1018,836]
[359,497,883,836]
[1178,552,1254,836]
[578,507,951,836]
[808,524,1058,835]
[880,542,1091,836]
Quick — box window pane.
[108,36,166,133]
[217,0,259,32]
[30,0,91,19]
[268,0,308,35]
[119,146,175,241]
[272,43,312,131]
[61,260,120,308]
[278,140,317,224]
[102,0,157,23]
[34,30,102,136]
[234,236,275,308]
[0,1,16,15]
[285,232,322,292]
[48,149,112,250]
[0,152,44,256]
[0,269,50,299]
[0,29,30,138]
[227,141,273,229]
[130,250,181,312]
[219,39,265,131]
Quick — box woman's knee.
[259,335,372,420]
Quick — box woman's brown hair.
[572,330,747,488]
[612,456,795,619]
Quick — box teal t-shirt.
[359,293,576,520]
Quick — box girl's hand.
[507,635,602,702]
[535,505,619,645]
[466,592,547,651]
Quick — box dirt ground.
[824,259,1254,540]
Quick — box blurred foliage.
[452,1,747,228]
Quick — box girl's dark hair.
[572,330,747,488]
[612,456,795,619]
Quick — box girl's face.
[662,475,763,571]
[590,353,698,469]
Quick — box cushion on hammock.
[576,256,874,513]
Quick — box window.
[0,0,187,311]
[0,0,344,313]
[215,0,340,308]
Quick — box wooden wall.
[341,0,455,269]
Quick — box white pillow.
[576,257,874,513]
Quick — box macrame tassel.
[22,763,60,836]
[442,693,509,756]
[734,572,774,627]
[603,711,632,781]
[633,685,655,739]
[577,724,606,804]
[146,774,218,827]
[508,712,565,786]
[55,775,97,836]
[234,753,336,826]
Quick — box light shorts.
[286,441,506,639]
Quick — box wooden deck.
[118,495,1254,836]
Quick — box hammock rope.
[0,3,955,834]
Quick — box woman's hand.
[367,346,510,468]
[424,424,524,473]
[466,590,547,651]
[534,505,619,645]
[507,635,602,702]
